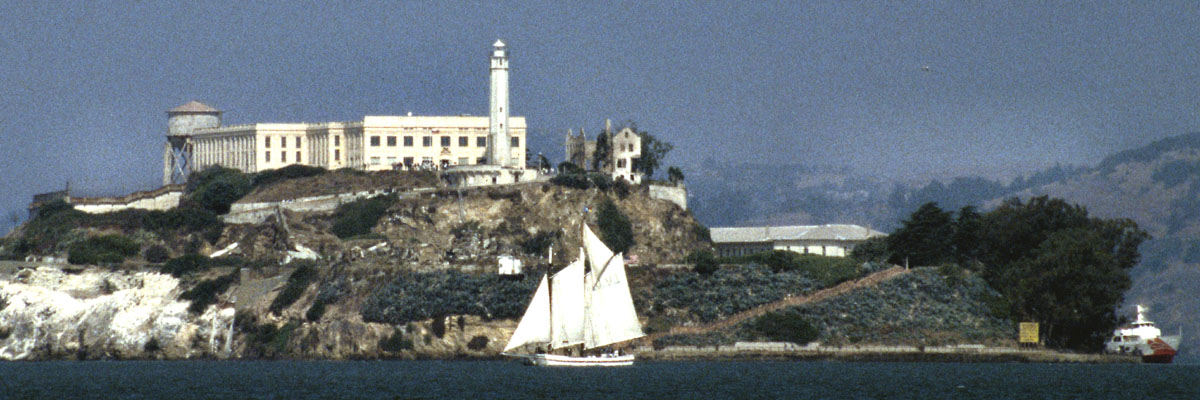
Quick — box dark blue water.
[1,360,1197,399]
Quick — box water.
[1,360,1198,399]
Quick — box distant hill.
[686,132,1200,355]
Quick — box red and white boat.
[1104,305,1181,364]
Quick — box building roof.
[710,224,886,244]
[168,101,221,114]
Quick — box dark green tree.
[886,202,955,267]
[187,166,253,214]
[953,205,983,266]
[633,132,673,179]
[977,196,1148,351]
[595,197,634,254]
[667,166,684,185]
[850,236,891,263]
[592,130,611,171]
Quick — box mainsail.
[503,275,551,352]
[550,257,586,349]
[582,225,645,349]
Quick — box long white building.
[163,41,527,184]
[710,224,886,258]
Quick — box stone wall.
[222,187,437,224]
[648,183,687,210]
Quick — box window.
[476,157,486,164]
[477,137,487,147]
[281,137,287,147]
[404,136,413,146]
[370,136,380,146]
[334,149,340,161]
[296,152,301,163]
[403,157,413,167]
[458,157,468,165]
[370,157,380,165]
[511,137,519,147]
[421,157,432,167]
[422,136,432,147]
[458,136,468,146]
[617,159,626,168]
[265,137,271,148]
[296,137,302,148]
[387,157,397,165]
[265,151,271,162]
[440,136,450,147]
[387,136,397,146]
[281,152,287,162]
[334,136,340,146]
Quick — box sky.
[2,1,1199,233]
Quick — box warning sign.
[1019,322,1039,344]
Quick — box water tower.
[163,101,222,185]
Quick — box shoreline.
[637,346,1140,363]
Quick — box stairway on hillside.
[640,266,910,344]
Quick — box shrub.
[331,195,397,239]
[269,261,320,314]
[647,264,816,322]
[686,250,718,275]
[252,164,327,187]
[720,251,865,288]
[431,317,447,338]
[144,337,161,353]
[161,253,211,277]
[595,197,633,254]
[520,231,556,256]
[361,270,539,325]
[180,271,238,314]
[144,245,170,263]
[467,335,489,351]
[187,166,253,214]
[750,311,819,345]
[67,234,140,265]
[380,329,414,353]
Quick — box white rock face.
[0,267,231,360]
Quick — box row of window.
[265,151,304,163]
[368,136,520,148]
[262,135,342,148]
[368,156,489,167]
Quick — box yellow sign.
[1019,322,1039,344]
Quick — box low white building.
[710,224,886,258]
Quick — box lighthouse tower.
[488,40,511,167]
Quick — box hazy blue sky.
[2,1,1199,232]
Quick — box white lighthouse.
[488,39,512,167]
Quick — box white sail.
[503,275,551,352]
[582,225,645,349]
[550,257,587,349]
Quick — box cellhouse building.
[163,40,531,186]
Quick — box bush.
[750,311,819,345]
[331,195,397,239]
[269,262,320,314]
[595,197,634,254]
[647,264,816,322]
[467,335,489,351]
[67,234,140,265]
[180,271,239,314]
[380,329,414,353]
[720,251,865,288]
[252,164,328,187]
[187,166,253,214]
[160,253,211,277]
[431,317,447,338]
[686,250,718,275]
[144,245,170,263]
[520,231,556,256]
[361,270,539,325]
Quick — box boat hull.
[512,353,635,367]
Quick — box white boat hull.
[512,353,635,367]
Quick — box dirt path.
[640,266,910,344]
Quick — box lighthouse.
[488,39,511,167]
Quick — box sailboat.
[502,222,644,366]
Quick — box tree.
[595,197,634,254]
[977,196,1148,351]
[953,205,983,266]
[667,166,684,185]
[886,202,955,267]
[537,153,551,171]
[633,132,673,179]
[592,130,611,171]
[187,166,253,214]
